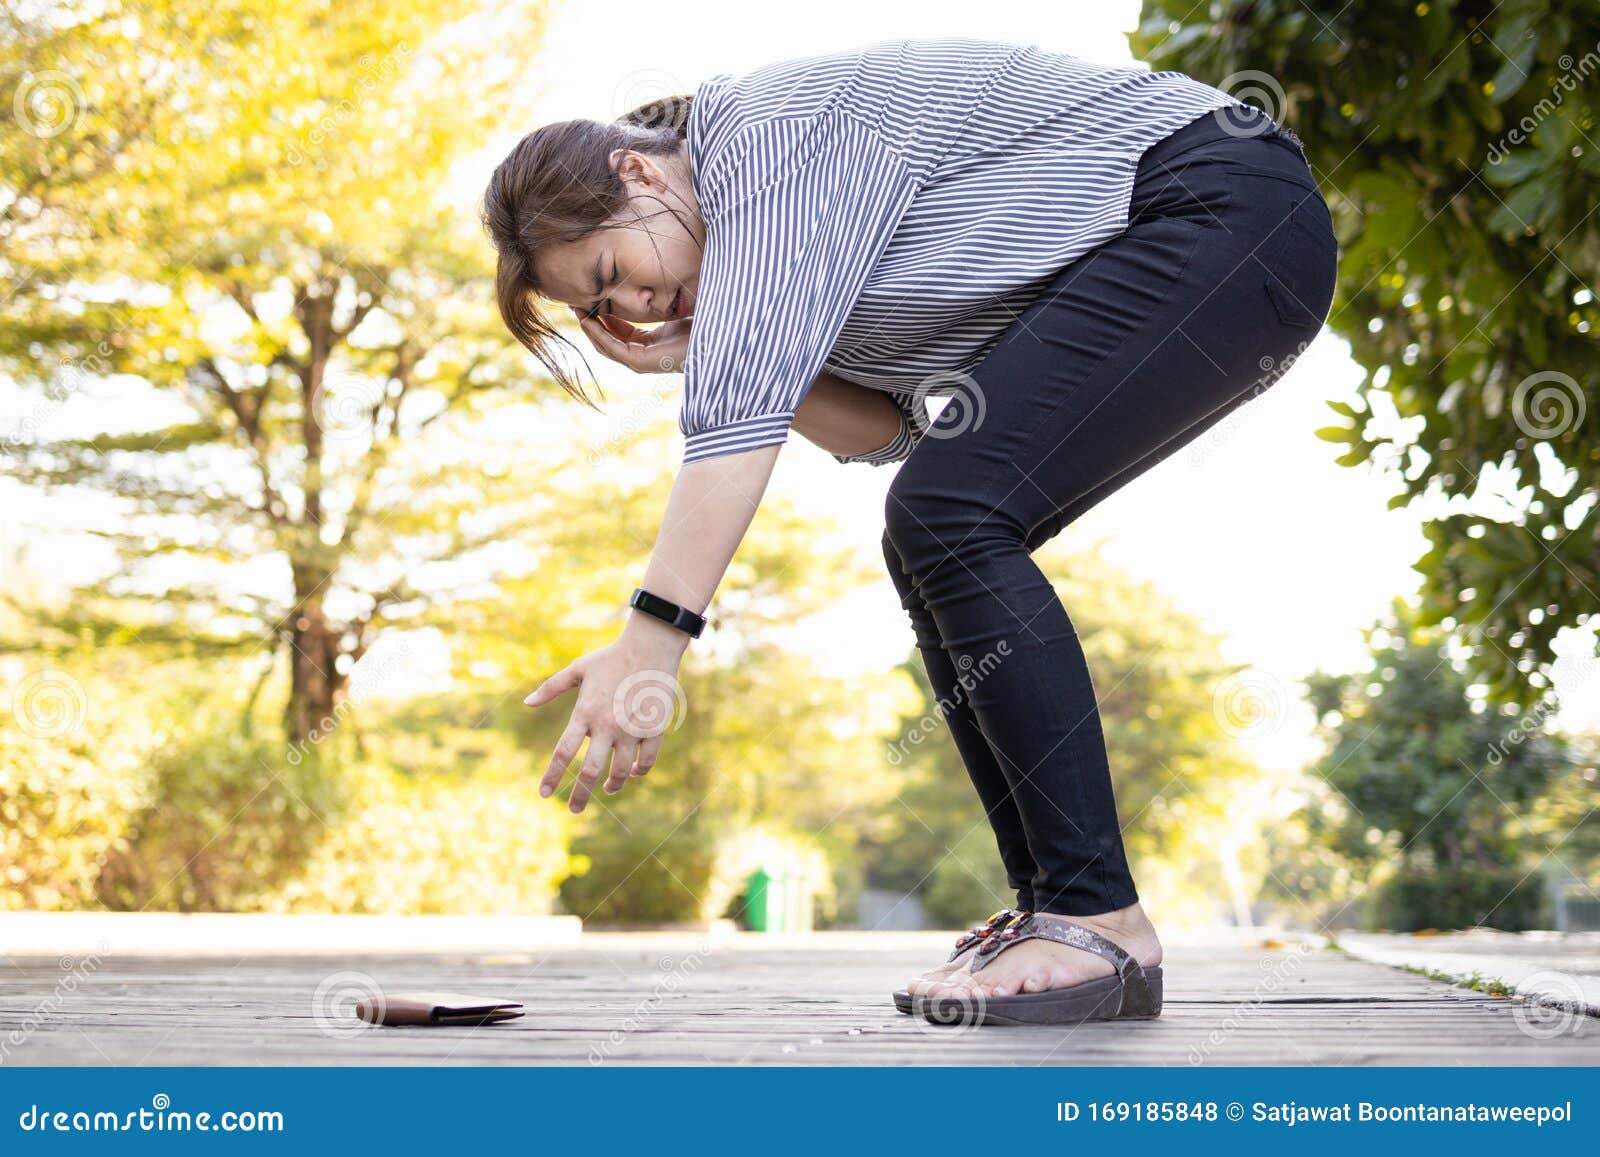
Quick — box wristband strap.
[629,587,706,639]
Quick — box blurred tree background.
[1,0,1595,930]
[862,545,1275,928]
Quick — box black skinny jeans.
[881,103,1338,917]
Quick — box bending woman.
[482,36,1337,1027]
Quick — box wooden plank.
[1,939,1595,1066]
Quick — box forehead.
[534,232,607,307]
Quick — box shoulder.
[688,44,876,218]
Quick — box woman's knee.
[883,476,952,563]
[885,474,1020,572]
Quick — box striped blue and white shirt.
[678,37,1247,466]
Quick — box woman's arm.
[792,369,907,458]
[524,443,781,812]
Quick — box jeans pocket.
[1221,160,1321,197]
[1258,196,1338,330]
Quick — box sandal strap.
[946,907,1019,961]
[969,911,1156,1011]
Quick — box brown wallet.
[354,991,525,1027]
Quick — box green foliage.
[559,803,720,925]
[95,726,342,911]
[922,827,1013,928]
[266,759,576,915]
[1,0,555,741]
[1135,0,1600,712]
[0,640,581,913]
[1377,867,1549,932]
[1300,599,1576,929]
[0,655,169,910]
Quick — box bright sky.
[5,0,1595,771]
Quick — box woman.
[482,36,1337,1027]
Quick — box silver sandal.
[891,907,1021,1014]
[918,910,1163,1027]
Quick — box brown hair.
[481,94,698,409]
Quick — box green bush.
[95,727,342,911]
[922,826,1014,929]
[0,678,157,910]
[1373,868,1549,933]
[265,758,577,914]
[559,806,719,924]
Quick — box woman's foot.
[901,909,1021,992]
[909,903,1162,999]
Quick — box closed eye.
[584,257,618,321]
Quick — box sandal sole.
[918,966,1163,1027]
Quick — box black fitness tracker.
[629,586,706,639]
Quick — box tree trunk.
[283,564,345,747]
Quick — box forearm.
[792,369,905,458]
[621,443,782,654]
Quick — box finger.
[541,719,587,798]
[632,735,662,778]
[599,314,650,343]
[605,735,640,794]
[568,729,614,813]
[580,316,651,372]
[525,665,581,707]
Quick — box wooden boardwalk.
[3,932,1596,1066]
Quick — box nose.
[625,286,655,322]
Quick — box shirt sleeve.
[678,113,921,466]
[830,388,931,466]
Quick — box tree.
[1,0,553,741]
[1133,0,1600,712]
[1300,598,1574,929]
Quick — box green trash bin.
[745,865,813,933]
[746,867,786,931]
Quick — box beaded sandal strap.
[968,911,1155,1011]
[946,908,1019,962]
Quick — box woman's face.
[534,145,702,327]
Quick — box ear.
[609,147,662,189]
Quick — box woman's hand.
[523,615,691,813]
[573,310,692,374]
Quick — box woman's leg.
[881,528,1039,912]
[890,122,1337,993]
